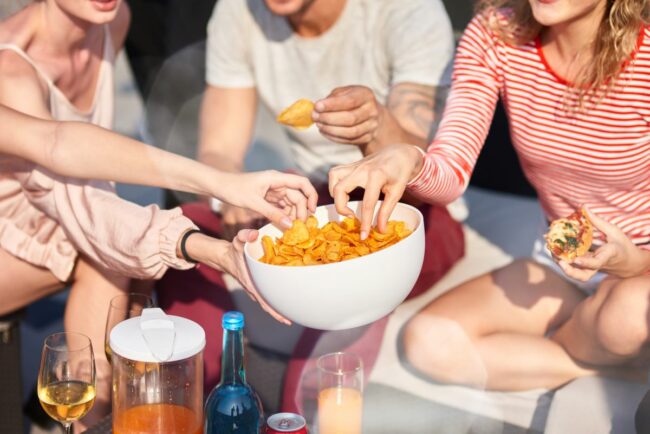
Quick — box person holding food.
[155,0,466,413]
[0,0,315,427]
[328,0,650,391]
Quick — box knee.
[402,313,485,387]
[595,281,649,358]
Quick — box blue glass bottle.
[204,311,264,434]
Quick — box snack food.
[545,209,593,261]
[277,99,314,129]
[259,216,412,266]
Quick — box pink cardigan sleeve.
[16,165,197,279]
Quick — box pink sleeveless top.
[0,28,195,281]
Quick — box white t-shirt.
[206,0,454,183]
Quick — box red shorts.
[155,194,464,412]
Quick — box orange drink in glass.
[317,352,363,434]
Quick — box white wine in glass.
[104,293,154,363]
[38,332,96,434]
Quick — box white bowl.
[244,201,425,330]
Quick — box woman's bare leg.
[554,275,650,368]
[402,259,600,390]
[66,257,129,431]
[0,248,62,315]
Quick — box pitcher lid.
[110,308,205,362]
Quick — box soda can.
[266,412,308,434]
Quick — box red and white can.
[265,412,308,434]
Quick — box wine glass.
[37,332,96,434]
[104,293,154,362]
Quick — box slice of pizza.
[545,209,593,261]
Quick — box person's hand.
[313,86,385,148]
[184,230,290,324]
[219,170,318,230]
[220,203,264,242]
[328,144,424,239]
[558,207,650,281]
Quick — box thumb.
[254,198,293,229]
[583,207,621,240]
[235,229,259,246]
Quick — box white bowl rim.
[244,201,424,270]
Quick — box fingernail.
[360,230,368,240]
[281,217,292,228]
[312,112,320,120]
[315,101,324,111]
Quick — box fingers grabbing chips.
[258,216,412,266]
[277,99,315,129]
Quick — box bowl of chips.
[244,201,425,330]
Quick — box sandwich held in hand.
[259,215,412,266]
[545,209,593,261]
[277,99,315,129]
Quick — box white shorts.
[530,219,605,295]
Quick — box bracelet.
[180,229,202,264]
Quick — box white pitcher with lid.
[109,308,205,434]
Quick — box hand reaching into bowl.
[217,170,318,230]
[328,144,424,239]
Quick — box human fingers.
[328,164,354,199]
[284,189,309,221]
[233,229,258,249]
[573,245,616,270]
[317,118,378,144]
[331,172,359,218]
[314,86,366,113]
[359,174,385,240]
[376,185,406,233]
[583,206,623,240]
[314,103,374,127]
[252,197,293,229]
[268,172,318,212]
[558,260,598,282]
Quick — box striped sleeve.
[407,16,503,205]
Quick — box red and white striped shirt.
[408,15,650,247]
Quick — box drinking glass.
[317,352,364,434]
[37,332,96,434]
[104,293,154,362]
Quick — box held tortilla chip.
[258,215,412,266]
[277,99,315,129]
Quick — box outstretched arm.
[0,104,317,228]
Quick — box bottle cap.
[222,311,245,331]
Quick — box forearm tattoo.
[387,83,449,142]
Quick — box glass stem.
[63,423,72,434]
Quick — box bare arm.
[383,82,448,150]
[313,82,447,156]
[0,104,228,197]
[0,103,316,227]
[198,85,257,172]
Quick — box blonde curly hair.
[475,0,649,105]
